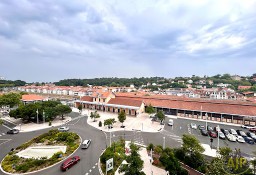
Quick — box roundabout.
[0,129,81,174]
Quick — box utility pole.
[217,125,220,151]
[206,113,208,129]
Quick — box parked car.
[208,131,217,138]
[190,123,197,129]
[235,135,245,143]
[201,129,208,136]
[217,131,226,139]
[60,156,80,171]
[207,125,213,131]
[198,125,205,130]
[221,129,230,136]
[241,124,256,129]
[249,128,256,133]
[236,130,247,137]
[244,136,254,144]
[229,129,238,136]
[226,134,236,142]
[168,119,173,126]
[81,139,91,149]
[58,126,69,132]
[246,132,256,142]
[7,129,19,134]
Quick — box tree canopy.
[9,101,71,122]
[0,92,22,107]
[118,110,126,127]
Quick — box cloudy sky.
[1,0,256,82]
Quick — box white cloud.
[0,0,256,81]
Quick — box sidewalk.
[115,142,167,175]
[82,109,164,133]
[2,115,71,132]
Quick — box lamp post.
[217,125,220,151]
[163,137,166,149]
[205,113,208,129]
[36,109,39,124]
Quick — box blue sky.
[1,0,256,82]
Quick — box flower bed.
[1,129,80,174]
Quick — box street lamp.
[163,137,166,149]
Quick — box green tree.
[78,104,82,111]
[104,118,116,128]
[90,111,100,122]
[145,104,155,114]
[156,110,165,122]
[160,151,188,175]
[0,92,21,107]
[55,104,72,120]
[182,134,204,155]
[0,119,3,125]
[118,110,126,127]
[119,143,146,175]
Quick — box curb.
[98,149,106,175]
[0,134,82,175]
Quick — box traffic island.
[0,129,81,174]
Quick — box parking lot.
[164,117,256,157]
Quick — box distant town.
[1,74,256,103]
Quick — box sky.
[1,0,256,82]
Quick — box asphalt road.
[0,115,106,175]
[1,114,255,175]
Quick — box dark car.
[244,136,254,144]
[60,156,80,171]
[201,129,208,136]
[221,128,230,136]
[208,131,217,138]
[7,129,19,134]
[246,132,256,142]
[207,125,213,131]
[236,130,247,137]
[198,125,205,130]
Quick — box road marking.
[92,166,95,169]
[85,173,89,175]
[0,134,1,136]
[89,169,92,172]
[3,124,12,130]
[95,163,98,165]
[0,139,12,146]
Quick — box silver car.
[58,126,69,132]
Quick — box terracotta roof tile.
[108,97,143,107]
[80,96,93,102]
[22,94,45,101]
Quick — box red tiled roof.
[116,93,256,116]
[80,96,93,102]
[108,97,143,107]
[22,94,45,101]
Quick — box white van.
[81,139,91,149]
[168,119,173,126]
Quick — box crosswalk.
[160,129,183,143]
[132,130,145,145]
[0,132,6,137]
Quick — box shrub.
[99,121,102,127]
[49,121,52,126]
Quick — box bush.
[99,121,102,127]
[49,121,52,126]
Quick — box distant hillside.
[0,80,26,87]
[54,77,166,87]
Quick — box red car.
[249,128,256,133]
[208,131,217,138]
[60,156,80,171]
